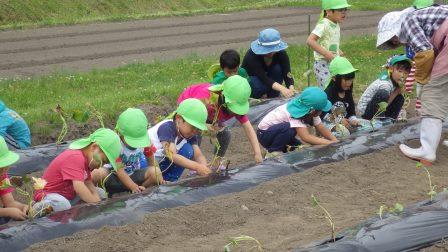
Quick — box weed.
[224,235,263,252]
[311,194,336,242]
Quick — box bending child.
[211,49,249,85]
[92,108,163,196]
[307,0,351,88]
[32,128,121,214]
[148,99,211,182]
[0,136,29,224]
[257,87,337,155]
[357,55,412,120]
[0,100,31,149]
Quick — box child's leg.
[215,127,231,157]
[91,167,109,185]
[141,166,163,187]
[159,143,194,182]
[257,122,298,153]
[248,76,270,99]
[362,90,389,120]
[313,60,330,89]
[385,94,404,119]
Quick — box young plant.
[416,162,437,201]
[311,194,336,242]
[6,176,48,220]
[224,235,263,252]
[86,103,105,128]
[54,105,68,145]
[370,101,388,131]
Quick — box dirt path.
[0,8,383,78]
[28,136,448,251]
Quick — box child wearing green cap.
[210,49,249,85]
[148,99,211,182]
[358,55,412,120]
[177,75,263,164]
[32,128,121,213]
[322,56,360,137]
[91,108,163,195]
[257,87,337,154]
[307,0,351,88]
[0,136,29,223]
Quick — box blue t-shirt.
[0,102,31,149]
[104,141,148,175]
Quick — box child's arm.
[116,168,145,193]
[241,121,263,163]
[315,123,338,142]
[306,34,335,61]
[163,142,211,176]
[296,127,334,145]
[0,193,28,220]
[73,180,101,203]
[192,145,207,166]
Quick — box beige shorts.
[421,74,448,120]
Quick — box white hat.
[376,8,414,50]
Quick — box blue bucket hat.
[287,87,332,118]
[251,28,288,55]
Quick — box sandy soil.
[25,131,448,251]
[0,8,383,77]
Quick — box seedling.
[377,203,404,219]
[54,105,68,145]
[416,162,437,201]
[370,102,388,131]
[224,235,263,252]
[311,194,336,242]
[86,103,105,128]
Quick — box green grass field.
[0,0,413,30]
[0,35,402,142]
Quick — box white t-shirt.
[312,18,341,61]
[257,104,322,130]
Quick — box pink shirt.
[0,174,14,197]
[177,83,249,125]
[35,149,91,201]
[258,104,322,130]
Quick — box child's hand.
[254,153,263,164]
[281,86,294,98]
[4,207,27,220]
[131,185,145,193]
[349,119,360,127]
[196,164,212,176]
[21,204,29,215]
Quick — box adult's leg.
[257,122,298,153]
[248,76,270,99]
[385,94,404,119]
[361,89,389,120]
[266,64,283,98]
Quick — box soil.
[0,8,383,78]
[26,133,448,251]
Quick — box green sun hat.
[208,75,251,115]
[69,128,121,170]
[176,98,208,131]
[0,136,19,168]
[325,56,358,88]
[413,0,433,9]
[287,87,332,118]
[323,0,352,10]
[116,108,150,148]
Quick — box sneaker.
[31,201,53,218]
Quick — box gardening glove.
[414,49,435,85]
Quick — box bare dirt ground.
[0,8,383,78]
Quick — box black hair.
[327,72,355,96]
[393,60,412,73]
[220,49,240,69]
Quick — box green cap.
[176,98,208,131]
[325,57,358,88]
[116,108,150,148]
[208,75,251,115]
[388,54,411,67]
[69,128,122,170]
[287,87,332,118]
[323,0,351,10]
[413,0,433,9]
[0,136,19,168]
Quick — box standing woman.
[376,5,448,165]
[242,28,296,99]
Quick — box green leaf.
[392,203,404,214]
[72,110,90,123]
[22,175,31,184]
[311,194,318,207]
[377,102,388,111]
[416,162,423,169]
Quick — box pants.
[36,187,107,212]
[313,60,330,89]
[197,127,231,157]
[158,143,194,182]
[257,122,301,153]
[361,90,404,120]
[249,64,283,99]
[421,74,448,120]
[104,169,147,195]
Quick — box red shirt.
[0,174,14,197]
[35,149,91,201]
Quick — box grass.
[0,0,414,30]
[0,35,402,142]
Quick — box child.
[32,128,121,213]
[306,0,351,88]
[0,100,31,149]
[323,56,359,136]
[177,75,263,164]
[211,49,249,85]
[357,55,412,120]
[0,136,29,223]
[148,98,211,182]
[91,108,163,195]
[257,87,337,154]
